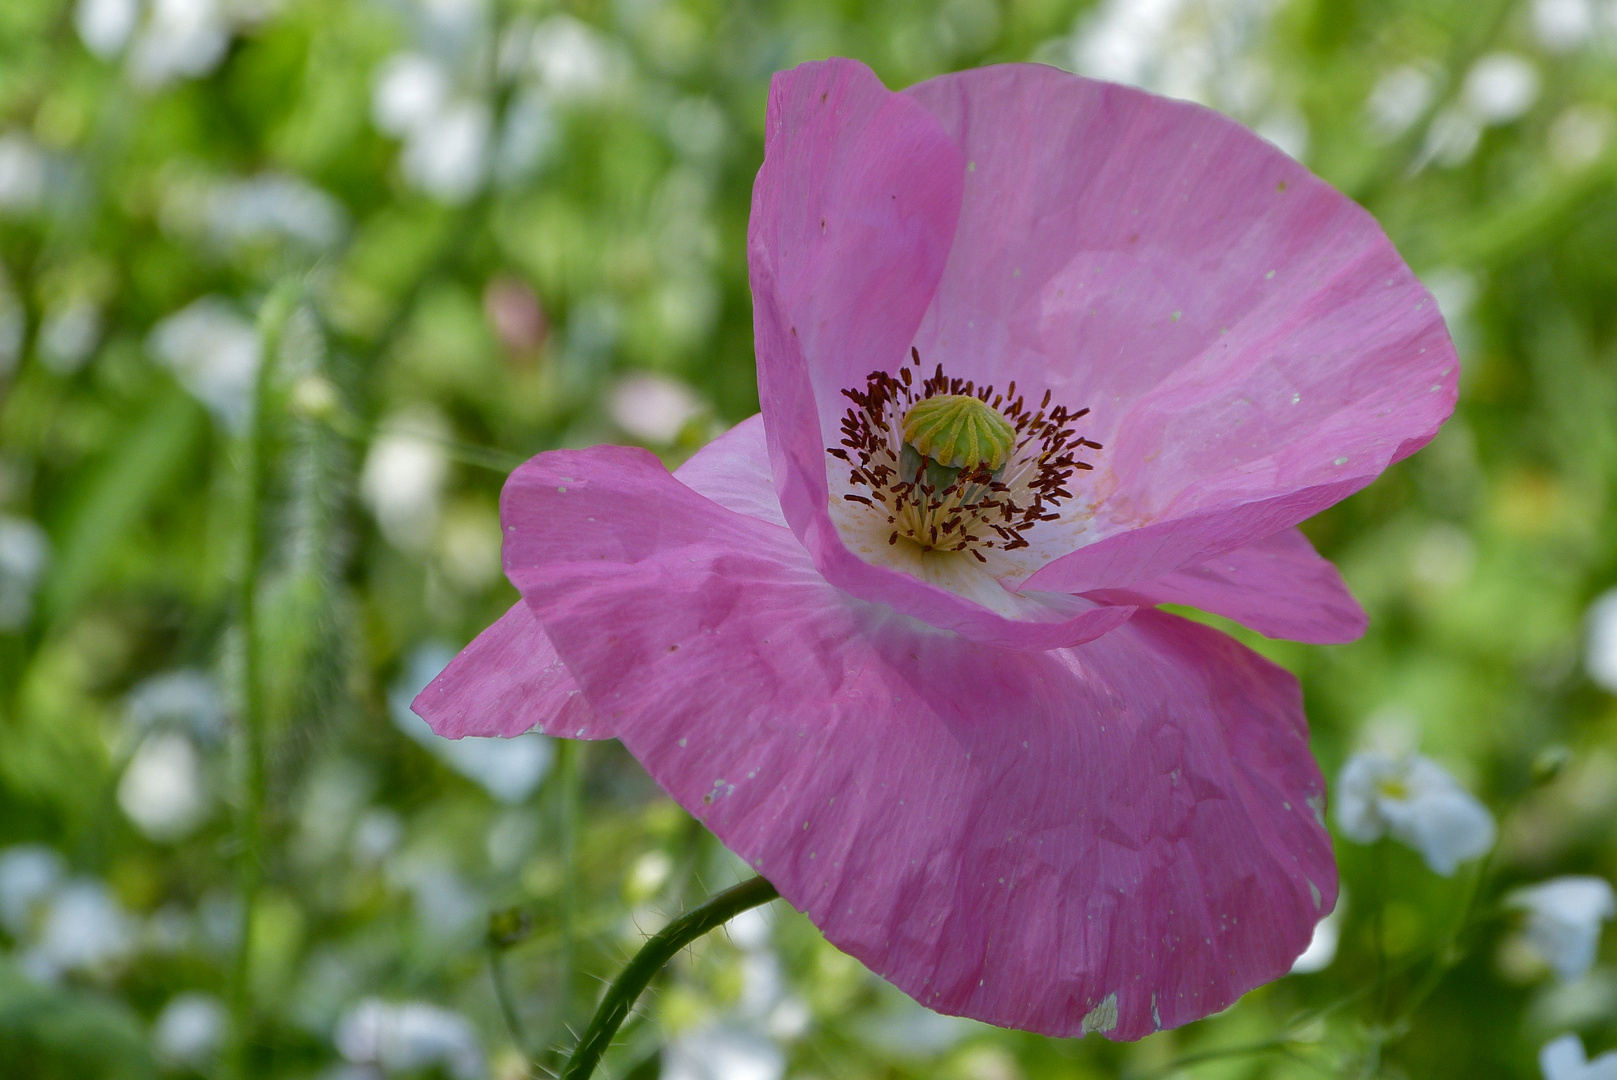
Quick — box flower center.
[901,394,1017,471]
[829,348,1100,563]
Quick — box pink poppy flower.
[415,59,1455,1039]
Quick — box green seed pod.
[901,394,1017,471]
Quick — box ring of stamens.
[829,347,1101,563]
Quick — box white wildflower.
[1366,65,1437,142]
[0,845,65,935]
[1510,876,1616,981]
[335,998,484,1079]
[360,416,449,552]
[0,133,48,213]
[1533,0,1595,52]
[400,100,491,204]
[1335,751,1495,875]
[76,0,141,58]
[147,297,261,431]
[372,53,452,137]
[118,731,209,841]
[1291,892,1346,974]
[1462,53,1540,125]
[128,0,230,86]
[1586,588,1617,693]
[21,879,135,982]
[152,992,228,1069]
[127,669,226,742]
[1540,1034,1617,1080]
[0,516,50,631]
[662,1023,785,1080]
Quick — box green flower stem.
[224,282,301,1080]
[560,875,779,1080]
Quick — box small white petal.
[1333,752,1395,843]
[1541,1034,1587,1080]
[1511,876,1617,981]
[1462,53,1540,125]
[1586,588,1617,693]
[1394,788,1495,876]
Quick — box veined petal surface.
[495,444,1335,1040]
[900,64,1456,592]
[1086,527,1367,644]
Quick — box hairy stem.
[224,282,300,1080]
[560,875,779,1080]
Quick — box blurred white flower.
[625,850,674,903]
[148,296,261,430]
[335,998,484,1080]
[129,0,230,86]
[1587,588,1617,693]
[1291,892,1346,974]
[351,808,404,866]
[0,515,50,631]
[1462,53,1541,125]
[1366,65,1437,142]
[39,298,101,374]
[1065,0,1284,112]
[400,100,491,204]
[1335,751,1496,875]
[388,644,554,803]
[127,668,227,742]
[1423,107,1483,168]
[360,415,449,551]
[0,133,47,214]
[529,15,630,102]
[207,173,347,250]
[1510,877,1617,981]
[1534,0,1596,51]
[118,731,209,841]
[1549,105,1615,171]
[725,904,772,951]
[0,845,65,936]
[1541,1033,1617,1080]
[76,0,141,58]
[372,53,451,137]
[21,879,135,982]
[662,1023,785,1080]
[608,373,704,444]
[152,992,228,1069]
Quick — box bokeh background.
[1,0,1615,1077]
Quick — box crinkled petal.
[750,61,1128,649]
[412,601,605,740]
[898,65,1455,593]
[500,445,1335,1040]
[1084,528,1366,644]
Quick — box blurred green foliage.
[0,0,1615,1077]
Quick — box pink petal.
[1086,527,1367,644]
[751,61,1129,650]
[411,601,607,740]
[501,444,1335,1040]
[672,414,785,528]
[898,65,1455,592]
